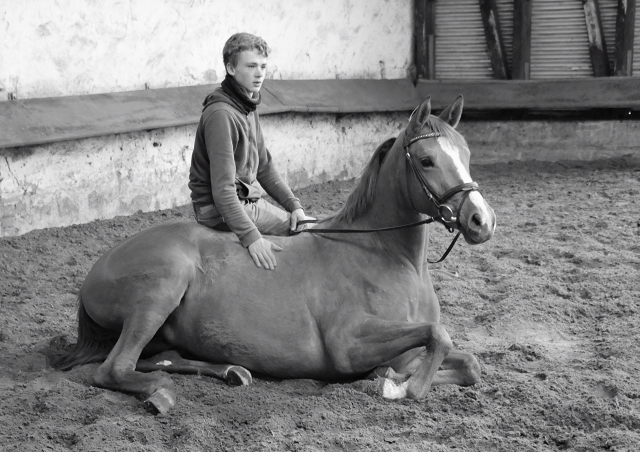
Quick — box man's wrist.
[240,229,262,248]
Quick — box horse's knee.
[427,324,453,356]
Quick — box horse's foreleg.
[136,350,252,386]
[327,318,452,399]
[433,349,481,386]
[390,348,481,387]
[403,327,453,399]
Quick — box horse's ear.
[439,95,464,128]
[409,96,432,135]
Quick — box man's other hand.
[248,238,282,270]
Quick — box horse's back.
[79,222,236,327]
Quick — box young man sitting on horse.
[189,32,314,270]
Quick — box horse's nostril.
[471,214,482,228]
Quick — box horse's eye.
[420,157,434,168]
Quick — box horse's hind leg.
[92,294,183,414]
[136,350,252,386]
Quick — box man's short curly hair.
[223,33,270,69]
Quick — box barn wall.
[3,112,637,237]
[0,113,409,237]
[0,0,413,99]
[1,1,637,237]
[460,119,640,163]
[0,0,413,236]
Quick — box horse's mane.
[326,136,397,225]
[327,115,467,225]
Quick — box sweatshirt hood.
[202,88,242,112]
[202,75,262,115]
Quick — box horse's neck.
[359,145,428,269]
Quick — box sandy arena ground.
[1,155,639,451]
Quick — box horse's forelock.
[423,115,469,152]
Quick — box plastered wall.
[4,112,638,236]
[0,112,409,236]
[0,0,414,236]
[0,0,412,99]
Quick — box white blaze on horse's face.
[435,135,495,244]
[407,95,496,244]
[435,136,472,184]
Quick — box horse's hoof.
[144,388,176,415]
[380,378,407,400]
[225,366,252,386]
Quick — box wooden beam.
[414,0,436,80]
[478,0,509,79]
[614,0,636,76]
[583,0,612,76]
[512,0,532,80]
[415,78,640,110]
[0,79,420,149]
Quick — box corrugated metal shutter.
[596,0,638,76]
[495,0,514,78]
[530,0,592,79]
[598,0,618,73]
[634,9,640,76]
[435,0,492,79]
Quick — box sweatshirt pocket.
[235,178,263,202]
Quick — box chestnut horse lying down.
[49,96,496,413]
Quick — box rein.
[294,219,461,264]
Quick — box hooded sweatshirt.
[188,81,302,247]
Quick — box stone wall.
[4,112,638,237]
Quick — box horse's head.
[403,96,495,244]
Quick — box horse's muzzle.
[459,192,496,244]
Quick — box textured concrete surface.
[0,0,412,99]
[0,112,409,236]
[458,119,640,163]
[3,112,638,237]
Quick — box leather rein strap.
[294,131,480,264]
[294,218,460,264]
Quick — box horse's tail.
[47,294,118,371]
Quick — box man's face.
[227,50,267,96]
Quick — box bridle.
[403,131,480,233]
[294,131,481,263]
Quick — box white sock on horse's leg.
[380,379,408,399]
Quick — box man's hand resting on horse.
[248,238,282,270]
[247,209,315,270]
